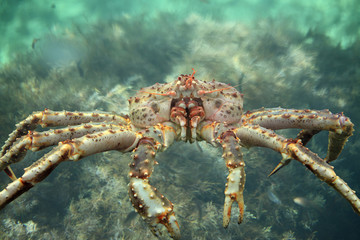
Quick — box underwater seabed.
[0,14,360,240]
[0,141,356,240]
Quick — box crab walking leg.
[218,131,245,227]
[295,129,321,146]
[325,127,353,162]
[243,108,345,131]
[1,109,130,157]
[0,129,140,210]
[128,136,180,239]
[243,108,354,163]
[267,129,322,177]
[0,123,126,171]
[236,124,360,215]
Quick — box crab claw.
[223,167,245,227]
[219,131,246,228]
[150,211,180,239]
[129,178,180,239]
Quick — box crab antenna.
[139,90,176,96]
[185,68,196,89]
[198,83,242,95]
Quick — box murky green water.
[0,1,359,239]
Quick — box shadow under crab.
[0,69,359,239]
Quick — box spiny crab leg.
[243,108,345,131]
[217,131,245,228]
[243,108,354,174]
[1,109,129,157]
[268,129,321,177]
[128,130,180,239]
[1,109,130,180]
[236,124,360,215]
[0,123,127,173]
[0,128,140,210]
[295,129,321,146]
[198,121,247,227]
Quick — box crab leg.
[0,123,127,172]
[218,131,245,228]
[128,126,180,239]
[243,108,354,163]
[267,129,321,177]
[198,122,246,226]
[0,129,140,210]
[1,109,130,157]
[295,129,321,146]
[236,124,360,215]
[243,108,344,131]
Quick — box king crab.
[0,69,359,239]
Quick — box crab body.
[0,70,359,239]
[129,71,243,142]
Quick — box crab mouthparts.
[170,97,205,142]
